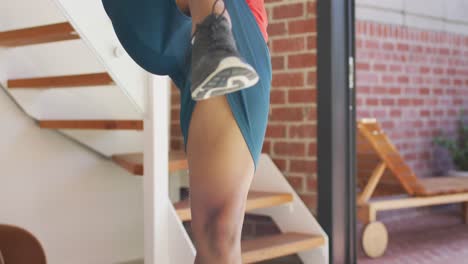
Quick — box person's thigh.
[186,95,254,222]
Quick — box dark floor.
[358,208,468,264]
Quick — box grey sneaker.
[190,12,259,101]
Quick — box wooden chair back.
[357,119,425,199]
[357,126,405,199]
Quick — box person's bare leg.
[174,1,255,262]
[187,95,255,264]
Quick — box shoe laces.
[183,0,231,74]
[191,0,230,52]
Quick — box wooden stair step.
[0,22,79,47]
[174,191,293,222]
[39,120,143,130]
[242,232,325,263]
[112,152,188,175]
[8,73,113,89]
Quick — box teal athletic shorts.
[102,0,272,169]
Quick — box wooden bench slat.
[418,177,468,196]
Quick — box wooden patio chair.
[0,224,46,264]
[356,119,468,258]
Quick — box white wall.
[0,88,144,264]
[356,0,468,35]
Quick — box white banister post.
[144,73,171,264]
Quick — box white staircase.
[0,0,328,263]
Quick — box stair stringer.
[168,203,196,263]
[250,154,329,264]
[123,203,195,264]
[51,0,148,112]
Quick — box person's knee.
[205,204,239,248]
[192,196,245,256]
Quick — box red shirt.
[246,0,268,42]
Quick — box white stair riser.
[2,41,104,81]
[9,87,141,120]
[59,130,144,157]
[0,0,64,31]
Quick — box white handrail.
[144,74,171,263]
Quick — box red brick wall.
[263,0,318,210]
[356,20,468,177]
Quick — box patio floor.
[358,207,468,264]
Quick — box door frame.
[316,0,356,263]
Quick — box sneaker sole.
[191,56,260,101]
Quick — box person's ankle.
[191,12,232,35]
[212,1,232,29]
[211,0,225,15]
